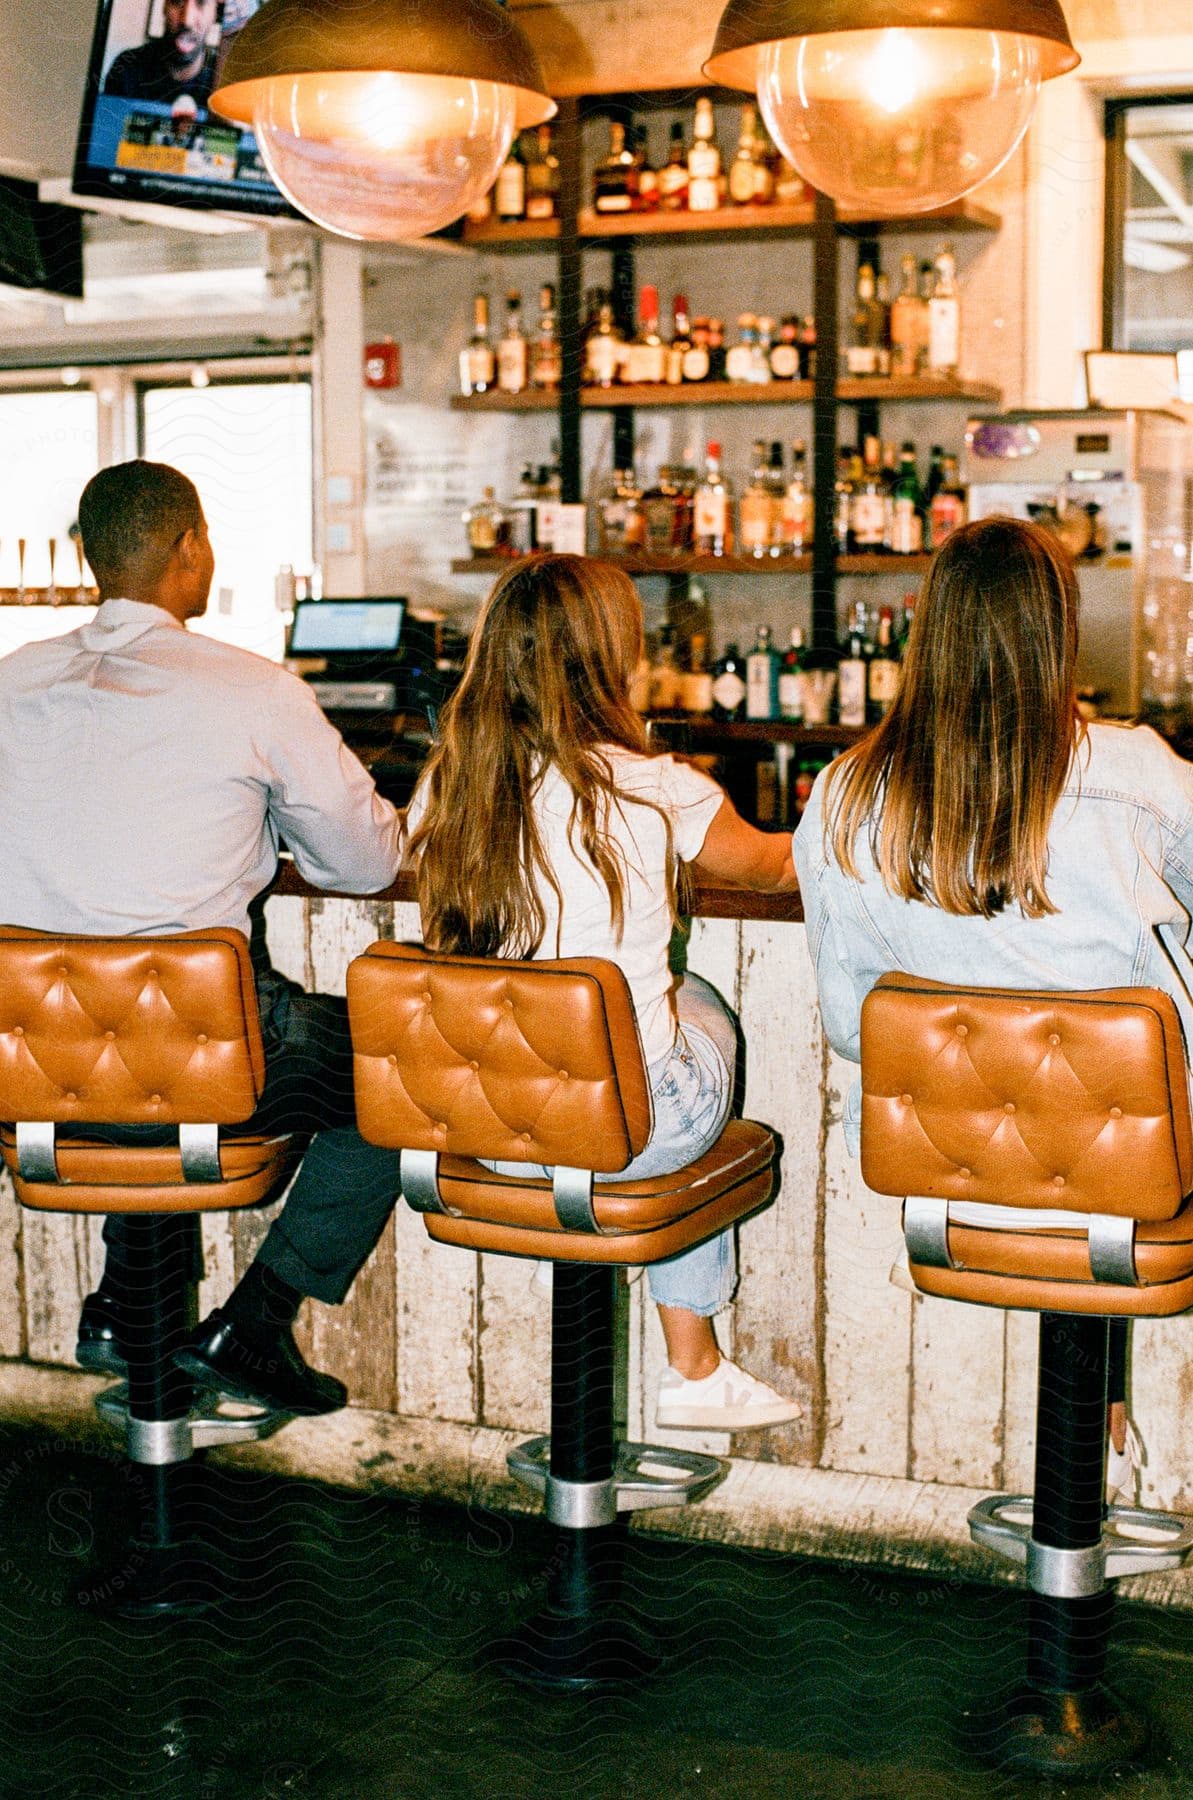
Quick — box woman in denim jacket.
[794,516,1193,1495]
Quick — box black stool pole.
[989,1311,1148,1775]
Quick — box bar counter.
[4,880,1193,1612]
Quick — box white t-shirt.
[407,746,724,1072]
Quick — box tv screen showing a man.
[102,0,221,109]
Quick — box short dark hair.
[78,460,202,587]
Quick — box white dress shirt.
[0,598,403,939]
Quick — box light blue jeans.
[487,973,740,1315]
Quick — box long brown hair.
[409,553,678,956]
[825,517,1082,917]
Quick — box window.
[0,389,99,592]
[1105,97,1193,400]
[140,376,313,660]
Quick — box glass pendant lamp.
[704,0,1079,215]
[210,0,555,241]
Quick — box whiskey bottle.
[850,436,887,552]
[837,601,871,728]
[594,120,636,214]
[495,134,526,221]
[781,440,812,553]
[728,102,760,205]
[927,244,960,377]
[724,314,758,383]
[928,454,967,548]
[769,317,802,381]
[658,121,689,210]
[464,293,495,394]
[625,284,667,384]
[634,125,659,210]
[889,253,922,379]
[868,605,900,719]
[524,124,560,220]
[693,441,733,556]
[584,299,625,387]
[711,643,747,720]
[847,263,884,377]
[666,295,692,385]
[497,292,528,393]
[688,97,721,213]
[531,284,561,390]
[681,318,711,382]
[738,439,773,558]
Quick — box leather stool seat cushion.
[1,1130,294,1214]
[910,1203,1193,1317]
[422,1118,777,1262]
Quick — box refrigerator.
[961,408,1193,725]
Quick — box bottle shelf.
[461,197,1000,250]
[648,718,865,747]
[451,378,999,413]
[452,553,933,577]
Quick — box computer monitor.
[288,599,406,658]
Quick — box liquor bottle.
[798,315,817,379]
[658,121,689,210]
[683,630,714,715]
[711,643,747,720]
[927,245,960,376]
[889,253,922,379]
[837,601,870,728]
[650,623,683,712]
[728,102,759,205]
[593,120,636,214]
[850,436,887,553]
[775,157,808,205]
[524,123,560,220]
[834,447,855,554]
[875,271,892,377]
[464,293,495,394]
[778,625,806,721]
[765,442,787,554]
[751,317,775,384]
[584,299,625,387]
[666,295,692,385]
[625,284,667,384]
[706,318,727,381]
[688,97,721,212]
[497,291,528,393]
[681,318,711,382]
[897,593,916,658]
[463,486,505,555]
[751,125,776,204]
[770,316,802,380]
[531,284,561,390]
[889,441,925,555]
[868,605,900,719]
[693,440,733,556]
[918,261,935,374]
[924,443,946,507]
[724,314,758,383]
[495,133,526,220]
[847,263,885,377]
[738,439,772,558]
[746,624,779,720]
[634,125,659,211]
[781,440,812,553]
[508,462,541,554]
[929,453,967,547]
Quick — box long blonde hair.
[409,554,679,956]
[826,516,1082,918]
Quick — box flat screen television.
[0,179,84,298]
[72,0,297,223]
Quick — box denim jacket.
[792,722,1193,1152]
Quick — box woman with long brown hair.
[407,553,800,1431]
[794,515,1193,1494]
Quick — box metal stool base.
[968,1683,1150,1780]
[508,1434,726,1528]
[970,1493,1193,1596]
[95,1381,292,1463]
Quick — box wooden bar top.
[271,859,804,923]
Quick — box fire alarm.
[364,337,401,389]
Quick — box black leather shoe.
[76,1291,128,1378]
[173,1310,346,1416]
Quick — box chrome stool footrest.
[95,1382,292,1464]
[969,1493,1193,1597]
[508,1435,727,1528]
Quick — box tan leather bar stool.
[0,926,294,1616]
[347,941,779,1688]
[861,974,1193,1778]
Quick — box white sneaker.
[655,1357,803,1431]
[1106,1418,1146,1504]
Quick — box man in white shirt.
[0,459,405,1414]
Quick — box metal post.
[810,189,839,653]
[555,95,583,506]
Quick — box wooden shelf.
[650,718,865,747]
[452,553,932,577]
[461,197,1000,250]
[452,378,1000,412]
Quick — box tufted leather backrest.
[860,975,1193,1221]
[347,942,652,1172]
[0,926,265,1126]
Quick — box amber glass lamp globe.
[705,0,1078,216]
[211,0,555,241]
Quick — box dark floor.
[1,1423,1193,1800]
